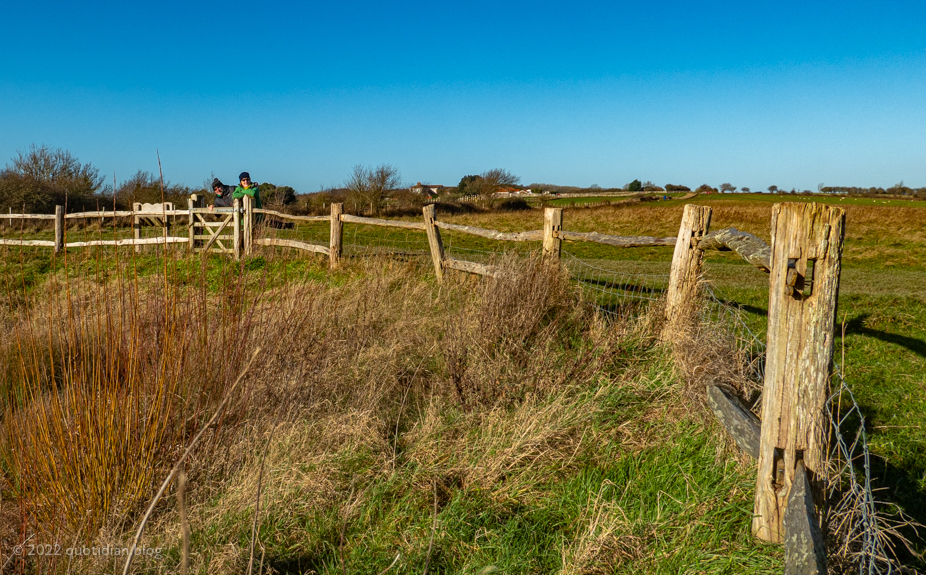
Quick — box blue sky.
[2,0,925,192]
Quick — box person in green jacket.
[233,172,261,208]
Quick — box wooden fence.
[2,198,845,572]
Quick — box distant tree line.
[0,145,310,214]
[819,183,926,198]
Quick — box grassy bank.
[0,195,923,572]
[0,247,789,573]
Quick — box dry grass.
[0,245,789,574]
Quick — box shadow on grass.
[576,276,667,298]
[844,314,926,359]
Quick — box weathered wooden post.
[662,205,712,340]
[187,196,196,252]
[54,205,64,254]
[243,195,253,256]
[233,198,241,261]
[132,202,144,253]
[542,207,563,259]
[422,204,445,282]
[329,202,343,269]
[753,202,845,544]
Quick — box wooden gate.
[187,195,241,259]
[133,202,175,253]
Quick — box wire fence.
[825,367,904,575]
[562,250,669,321]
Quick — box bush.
[0,145,106,212]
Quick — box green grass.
[138,376,782,575]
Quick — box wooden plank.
[243,196,253,256]
[422,205,445,282]
[253,237,330,255]
[753,202,845,543]
[706,385,761,460]
[64,210,187,219]
[434,221,542,242]
[3,214,56,220]
[783,461,827,574]
[443,257,499,277]
[233,198,241,261]
[329,203,343,269]
[187,197,195,251]
[192,234,233,240]
[341,214,427,230]
[253,208,330,222]
[699,228,772,273]
[189,208,238,215]
[543,208,563,258]
[557,230,676,247]
[64,237,188,248]
[0,239,57,247]
[663,205,711,340]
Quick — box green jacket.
[233,185,262,209]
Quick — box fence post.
[132,202,142,253]
[54,205,64,254]
[243,195,253,256]
[542,207,563,259]
[233,198,241,261]
[187,196,196,251]
[422,204,445,282]
[662,204,712,340]
[329,203,343,269]
[753,202,845,543]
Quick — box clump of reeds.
[0,248,258,541]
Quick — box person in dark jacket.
[211,178,236,208]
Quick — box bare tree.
[345,164,401,216]
[470,168,520,197]
[0,144,105,211]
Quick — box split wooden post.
[542,207,563,259]
[187,196,196,251]
[233,198,241,261]
[329,203,343,269]
[243,195,253,256]
[422,204,445,282]
[753,202,845,543]
[54,205,64,254]
[663,205,712,340]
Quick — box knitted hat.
[239,172,250,181]
[212,178,223,189]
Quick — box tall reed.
[0,242,257,539]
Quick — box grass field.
[0,196,923,573]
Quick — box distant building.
[410,182,443,195]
